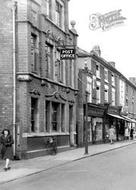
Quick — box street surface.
[1,143,136,190]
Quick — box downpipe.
[12,1,17,158]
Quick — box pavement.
[0,140,136,184]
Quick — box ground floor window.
[52,102,59,131]
[45,101,66,132]
[61,104,65,132]
[69,105,73,133]
[45,101,50,132]
[31,97,39,132]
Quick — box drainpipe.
[12,1,17,157]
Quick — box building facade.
[76,46,136,146]
[0,0,78,159]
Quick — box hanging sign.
[60,49,75,59]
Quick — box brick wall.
[0,0,13,130]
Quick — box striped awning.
[121,115,136,123]
[107,113,125,120]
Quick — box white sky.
[69,0,136,79]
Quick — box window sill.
[22,132,70,137]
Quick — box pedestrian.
[109,125,115,144]
[130,127,134,140]
[0,129,14,171]
[47,137,57,155]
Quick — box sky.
[69,0,136,79]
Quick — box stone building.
[76,46,136,146]
[0,0,78,159]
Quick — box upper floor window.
[104,85,109,102]
[55,1,63,28]
[69,60,74,87]
[119,79,125,106]
[46,0,51,19]
[111,73,115,86]
[45,43,53,79]
[86,76,92,103]
[111,88,115,106]
[31,33,39,73]
[55,49,64,83]
[96,81,101,104]
[96,64,100,78]
[104,68,108,82]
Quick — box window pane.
[31,97,38,132]
[45,101,50,132]
[52,102,59,131]
[31,34,38,73]
[61,104,65,132]
[55,1,62,27]
[45,43,53,78]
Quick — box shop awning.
[121,115,136,123]
[107,113,126,120]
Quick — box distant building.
[76,47,136,146]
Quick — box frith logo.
[89,9,126,31]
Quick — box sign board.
[60,49,75,59]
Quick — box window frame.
[55,0,63,28]
[45,42,53,79]
[31,33,39,73]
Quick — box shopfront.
[86,103,105,143]
[106,106,126,141]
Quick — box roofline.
[91,53,136,89]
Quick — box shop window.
[31,33,39,73]
[31,97,38,132]
[52,102,59,131]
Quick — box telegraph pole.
[85,91,88,154]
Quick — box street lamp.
[85,90,88,154]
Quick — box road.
[1,144,136,190]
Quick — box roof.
[77,47,90,57]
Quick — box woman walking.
[0,129,14,171]
[109,125,115,144]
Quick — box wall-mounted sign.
[60,49,75,59]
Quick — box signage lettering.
[60,49,75,60]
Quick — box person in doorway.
[0,129,14,171]
[130,127,134,140]
[109,125,115,144]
